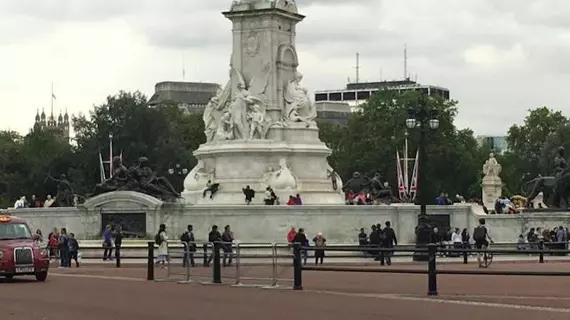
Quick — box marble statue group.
[203,66,317,143]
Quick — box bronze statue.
[45,173,74,207]
[87,156,181,201]
[342,172,369,194]
[523,146,570,208]
[131,157,181,199]
[91,156,129,196]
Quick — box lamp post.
[405,95,439,262]
[168,163,188,192]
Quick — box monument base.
[182,126,344,205]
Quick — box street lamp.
[168,163,188,192]
[405,94,439,262]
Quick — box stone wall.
[5,192,569,244]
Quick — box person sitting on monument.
[242,185,255,204]
[294,194,303,205]
[203,180,219,199]
[264,187,278,205]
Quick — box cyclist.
[473,218,494,267]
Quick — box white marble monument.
[182,0,344,204]
[482,153,502,210]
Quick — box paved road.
[2,263,570,320]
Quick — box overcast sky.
[1,0,569,136]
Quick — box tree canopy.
[0,91,204,207]
[0,88,566,207]
[319,90,488,201]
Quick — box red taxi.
[0,215,49,281]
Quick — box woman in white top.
[156,224,169,269]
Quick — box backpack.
[473,226,486,241]
[155,232,163,245]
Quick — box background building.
[148,81,220,114]
[315,101,351,126]
[476,135,509,154]
[315,79,450,108]
[314,79,450,125]
[34,109,70,142]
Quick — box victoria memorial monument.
[181,0,344,204]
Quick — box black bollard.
[115,246,121,268]
[212,243,222,284]
[203,243,208,267]
[427,244,438,296]
[463,246,468,264]
[293,242,303,290]
[539,240,545,264]
[147,241,154,281]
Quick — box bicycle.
[480,243,493,268]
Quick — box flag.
[396,151,407,201]
[98,152,106,183]
[409,150,419,200]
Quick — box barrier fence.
[147,241,294,289]
[142,241,570,296]
[294,243,570,296]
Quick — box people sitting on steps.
[203,180,220,199]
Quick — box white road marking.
[51,273,144,282]
[306,290,570,313]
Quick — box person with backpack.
[473,218,494,267]
[382,221,397,265]
[312,232,326,265]
[206,225,222,266]
[180,225,196,268]
[102,224,113,261]
[155,224,169,269]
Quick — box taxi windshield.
[0,223,32,240]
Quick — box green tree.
[504,107,570,194]
[319,90,483,200]
[72,91,205,194]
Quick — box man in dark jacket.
[113,225,124,262]
[206,225,222,266]
[180,224,196,267]
[368,225,379,256]
[292,228,308,265]
[382,221,398,265]
[221,225,234,267]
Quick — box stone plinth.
[182,133,344,205]
[482,176,502,210]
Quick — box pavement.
[2,260,570,320]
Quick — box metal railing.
[146,241,294,288]
[294,243,570,295]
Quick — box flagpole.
[109,133,113,177]
[51,83,54,115]
[404,131,409,199]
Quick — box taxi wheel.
[35,272,48,282]
[4,275,14,282]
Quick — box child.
[68,233,80,268]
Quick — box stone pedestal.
[182,125,344,205]
[482,176,502,210]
